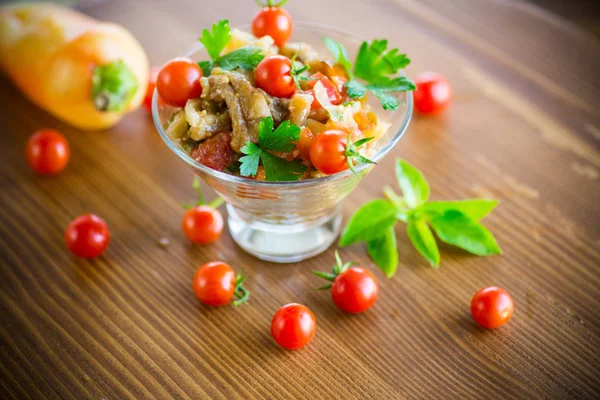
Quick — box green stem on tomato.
[233,286,250,306]
[208,197,225,209]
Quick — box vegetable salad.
[159,17,414,181]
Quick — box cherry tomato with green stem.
[413,72,452,114]
[182,177,225,244]
[26,129,70,175]
[271,303,316,350]
[313,251,378,313]
[254,55,296,98]
[156,58,203,107]
[470,286,514,329]
[65,214,110,258]
[252,0,293,47]
[193,262,249,306]
[143,67,159,113]
[309,130,375,175]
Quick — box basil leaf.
[367,226,398,278]
[422,199,499,221]
[395,159,430,209]
[430,210,501,256]
[339,199,398,246]
[407,219,440,267]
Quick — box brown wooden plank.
[0,0,599,398]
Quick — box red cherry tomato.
[254,55,295,98]
[65,214,110,258]
[413,72,452,114]
[470,286,514,329]
[182,205,223,244]
[26,129,70,175]
[306,72,342,110]
[331,267,378,313]
[309,129,349,174]
[143,67,159,113]
[156,58,203,107]
[252,6,293,47]
[271,303,316,350]
[193,262,236,306]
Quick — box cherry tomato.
[271,303,316,350]
[470,286,514,329]
[309,130,349,174]
[156,57,203,107]
[252,6,293,47]
[254,55,295,98]
[306,72,342,110]
[26,129,70,175]
[192,262,236,306]
[64,214,110,258]
[413,72,452,114]
[143,67,159,113]
[331,267,378,313]
[182,205,223,244]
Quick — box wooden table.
[1,0,599,398]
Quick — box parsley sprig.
[324,37,415,111]
[239,117,308,181]
[340,159,501,277]
[198,20,264,76]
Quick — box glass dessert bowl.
[153,22,413,263]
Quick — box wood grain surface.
[1,0,599,398]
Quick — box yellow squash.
[0,4,149,130]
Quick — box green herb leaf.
[422,199,499,221]
[217,47,264,71]
[354,39,410,83]
[345,80,367,98]
[260,152,307,181]
[430,210,501,256]
[239,143,261,177]
[323,37,353,77]
[339,199,399,246]
[239,117,307,181]
[198,61,214,77]
[259,119,301,152]
[365,77,416,111]
[200,20,231,61]
[396,159,430,209]
[407,220,440,267]
[367,226,398,278]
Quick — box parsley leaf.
[354,39,410,83]
[239,143,261,177]
[217,47,264,71]
[323,37,415,111]
[261,152,307,182]
[239,117,307,182]
[260,120,301,152]
[323,37,353,77]
[200,20,231,61]
[198,61,214,77]
[198,20,264,74]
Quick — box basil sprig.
[339,159,501,277]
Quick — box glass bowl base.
[226,204,342,263]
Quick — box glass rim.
[152,21,413,188]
